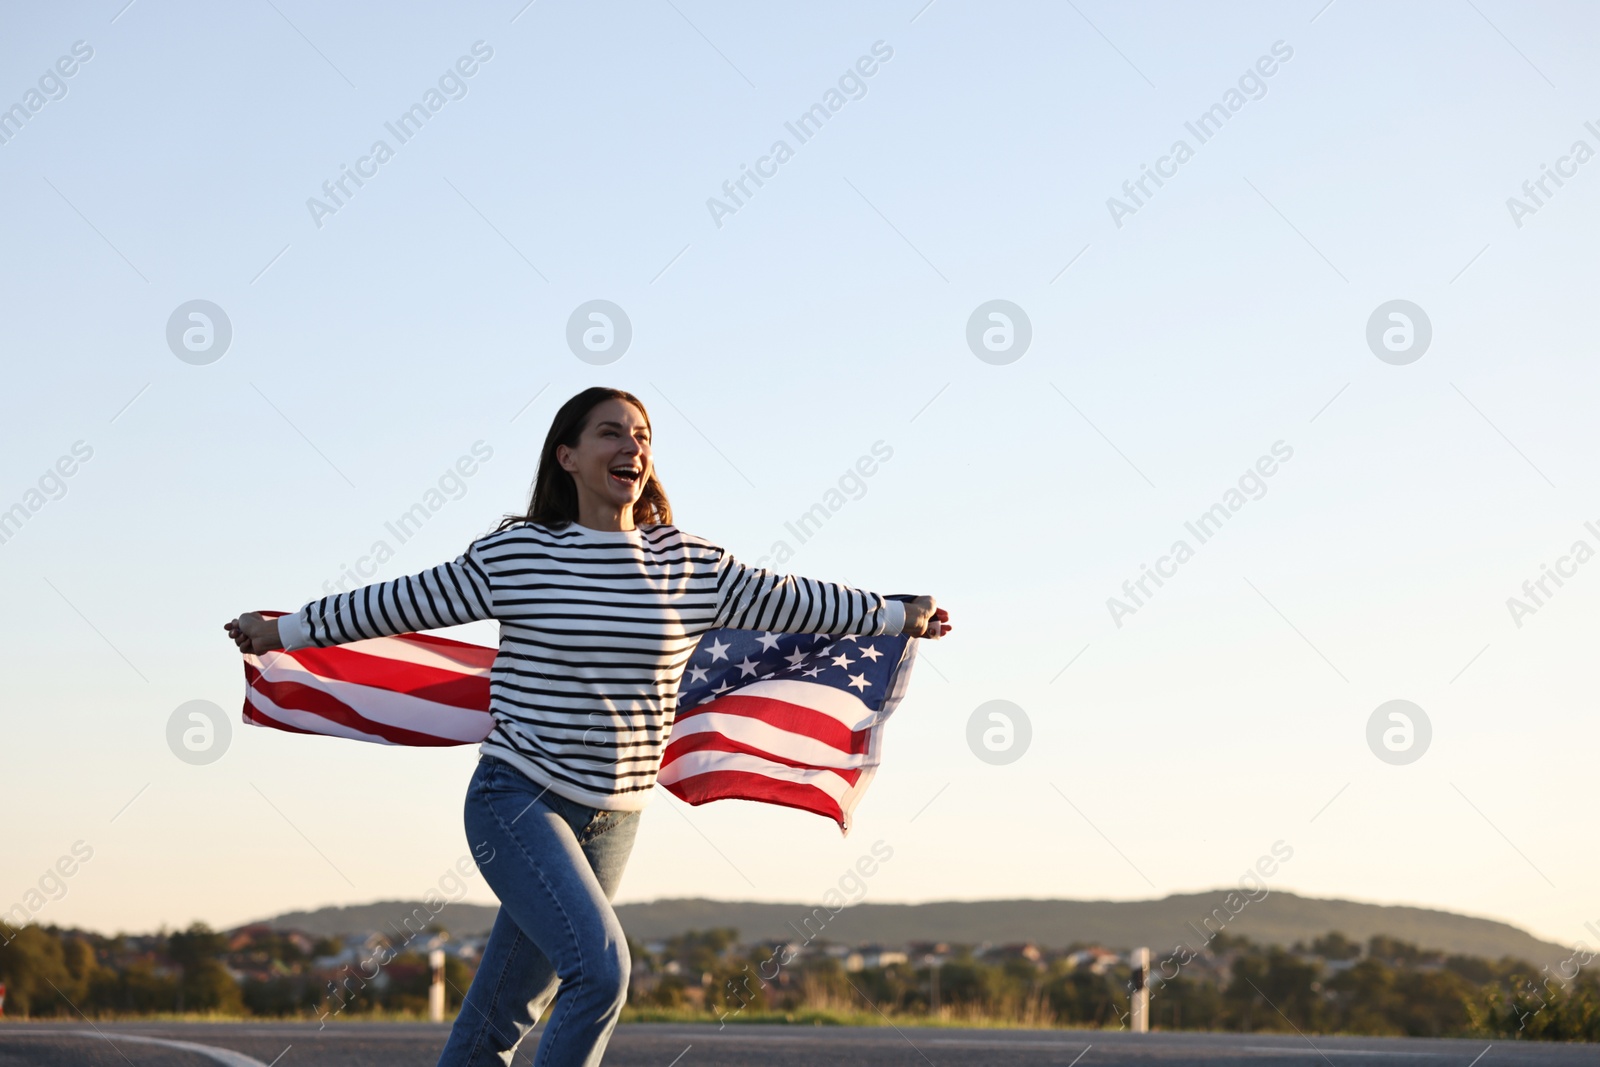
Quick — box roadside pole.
[429,950,446,1022]
[1130,947,1149,1033]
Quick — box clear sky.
[3,0,1597,951]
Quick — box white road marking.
[1238,1049,1442,1058]
[75,1029,272,1067]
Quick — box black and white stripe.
[286,521,902,810]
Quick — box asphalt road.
[0,1021,1592,1067]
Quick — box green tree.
[0,926,81,1017]
[1327,958,1404,1034]
[1223,947,1323,1032]
[167,923,242,1014]
[1147,973,1221,1030]
[1045,966,1122,1026]
[664,928,738,977]
[1310,932,1362,961]
[1444,954,1495,984]
[1389,968,1476,1036]
[1367,935,1425,967]
[86,959,180,1014]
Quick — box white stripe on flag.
[245,687,399,746]
[656,749,857,803]
[317,634,492,674]
[686,677,877,728]
[667,711,874,769]
[253,657,492,742]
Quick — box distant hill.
[260,889,1571,967]
[265,900,501,941]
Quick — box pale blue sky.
[3,0,1598,949]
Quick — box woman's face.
[558,398,653,517]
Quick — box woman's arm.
[709,549,949,639]
[225,543,496,655]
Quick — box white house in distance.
[845,946,910,972]
[1065,947,1122,974]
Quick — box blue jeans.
[438,755,641,1067]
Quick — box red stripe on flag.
[259,607,492,668]
[244,663,471,747]
[279,646,490,709]
[242,701,322,736]
[674,694,870,754]
[259,611,496,672]
[664,769,845,826]
[661,731,864,786]
[388,630,498,670]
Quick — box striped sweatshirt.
[277,520,906,810]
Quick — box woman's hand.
[225,612,284,656]
[901,596,952,639]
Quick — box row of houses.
[632,935,1134,977]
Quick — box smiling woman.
[493,389,669,534]
[223,385,949,1066]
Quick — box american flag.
[658,626,917,832]
[241,611,919,833]
[242,612,495,747]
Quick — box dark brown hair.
[494,386,672,533]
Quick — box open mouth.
[609,466,642,488]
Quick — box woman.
[225,386,950,1066]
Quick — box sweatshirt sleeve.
[709,547,905,637]
[276,541,496,650]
